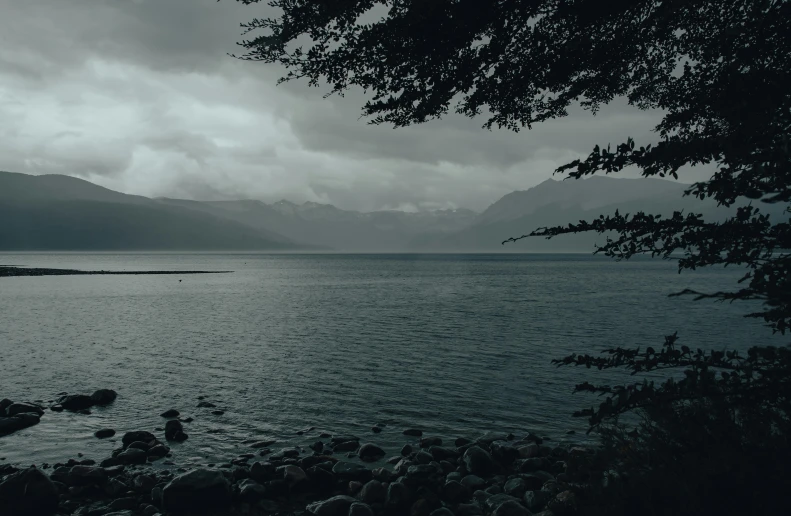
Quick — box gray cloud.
[0,0,709,212]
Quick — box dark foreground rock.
[0,414,40,437]
[0,467,59,515]
[1,418,596,516]
[162,469,232,512]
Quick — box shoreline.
[0,266,232,277]
[1,393,592,516]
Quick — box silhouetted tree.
[232,1,791,513]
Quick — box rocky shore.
[1,393,600,516]
[0,266,231,277]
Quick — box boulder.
[547,490,578,516]
[419,437,442,448]
[403,428,423,437]
[0,467,59,515]
[115,448,147,465]
[443,480,469,504]
[492,500,531,516]
[58,394,94,411]
[165,420,188,442]
[65,465,107,486]
[358,443,386,462]
[162,469,232,512]
[121,430,155,447]
[359,480,386,504]
[523,490,552,512]
[282,465,307,485]
[5,403,44,417]
[90,389,117,406]
[401,444,413,456]
[160,409,179,418]
[237,478,267,500]
[333,440,359,452]
[0,399,12,414]
[94,428,116,439]
[463,446,497,476]
[306,495,357,516]
[504,478,526,498]
[349,502,375,516]
[386,481,411,508]
[0,414,40,436]
[332,462,372,482]
[455,503,484,516]
[484,493,520,512]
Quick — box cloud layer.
[0,0,701,212]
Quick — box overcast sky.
[0,0,705,212]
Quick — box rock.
[94,428,116,439]
[523,490,552,512]
[0,467,59,515]
[196,401,216,408]
[65,465,107,486]
[310,441,325,453]
[401,444,413,456]
[519,458,549,472]
[419,437,442,448]
[455,503,484,516]
[455,437,473,447]
[386,481,411,508]
[443,480,469,504]
[371,467,395,483]
[403,429,423,437]
[148,445,170,459]
[332,462,372,482]
[407,464,440,482]
[165,420,188,442]
[477,433,509,445]
[106,496,138,511]
[306,495,358,516]
[547,490,578,516]
[163,469,232,512]
[463,446,497,477]
[90,389,117,405]
[0,414,40,436]
[331,435,360,445]
[415,451,433,464]
[359,480,386,504]
[334,440,360,452]
[492,500,530,516]
[484,493,520,512]
[504,478,526,498]
[349,502,375,516]
[160,409,180,418]
[522,471,554,490]
[5,403,44,417]
[130,474,155,493]
[358,443,386,462]
[517,444,539,459]
[430,509,455,516]
[103,512,136,516]
[122,431,155,447]
[211,410,225,415]
[238,478,267,500]
[429,446,458,461]
[486,484,503,495]
[57,394,94,411]
[282,465,307,485]
[0,399,12,415]
[104,478,128,497]
[49,405,63,412]
[115,448,147,465]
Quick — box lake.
[0,253,782,468]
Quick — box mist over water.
[0,253,780,467]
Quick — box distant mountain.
[159,198,478,252]
[3,171,784,253]
[423,176,788,252]
[0,171,303,251]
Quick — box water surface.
[0,253,782,467]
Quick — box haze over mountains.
[0,170,759,252]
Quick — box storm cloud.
[0,0,702,212]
